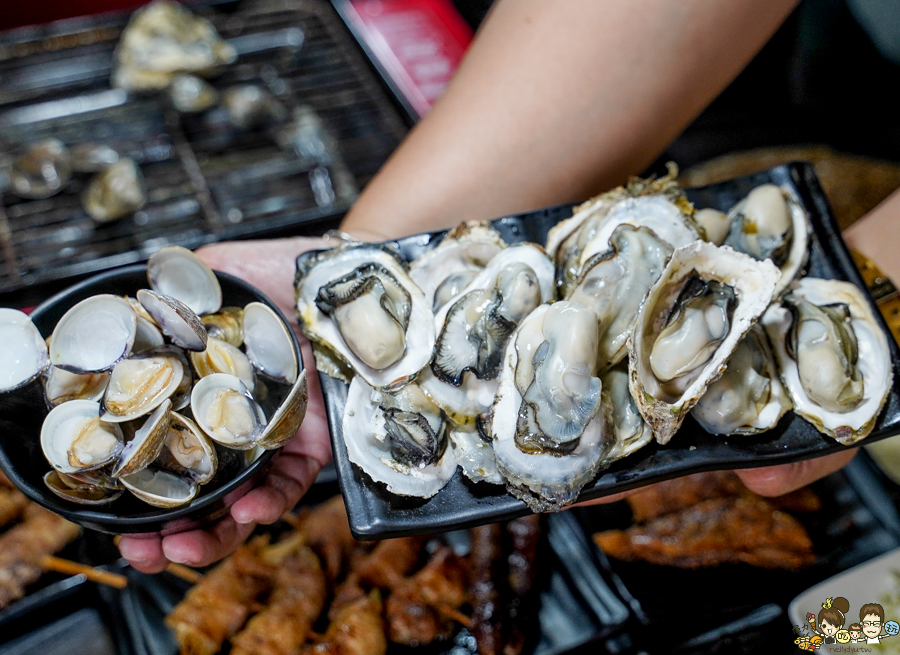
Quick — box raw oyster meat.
[599,361,652,464]
[762,277,892,444]
[692,324,791,435]
[566,224,673,372]
[547,166,698,295]
[342,377,457,498]
[409,221,507,312]
[722,184,810,296]
[296,243,435,389]
[112,0,237,91]
[628,241,780,444]
[422,244,554,423]
[491,302,608,511]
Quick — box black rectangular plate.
[318,162,900,539]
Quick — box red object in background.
[343,0,472,117]
[0,1,150,31]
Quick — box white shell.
[41,400,124,474]
[159,412,218,484]
[120,467,199,508]
[101,355,184,423]
[242,302,298,384]
[0,308,49,392]
[190,337,256,390]
[342,376,457,498]
[490,303,608,511]
[628,242,780,444]
[599,362,653,464]
[449,425,502,485]
[191,373,266,449]
[49,295,137,373]
[137,289,208,352]
[147,246,222,316]
[44,367,110,407]
[762,277,892,444]
[132,316,165,353]
[296,244,435,389]
[409,221,507,311]
[111,398,171,477]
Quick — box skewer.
[39,556,128,589]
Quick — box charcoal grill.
[0,0,408,307]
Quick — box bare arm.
[341,0,800,240]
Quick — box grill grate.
[0,0,408,304]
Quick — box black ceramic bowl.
[0,265,303,536]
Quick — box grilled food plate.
[317,163,900,539]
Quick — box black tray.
[315,162,900,539]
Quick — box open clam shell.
[190,337,255,390]
[120,466,199,508]
[0,308,50,393]
[44,470,124,506]
[242,302,298,385]
[256,369,307,450]
[100,353,184,423]
[157,412,218,485]
[49,295,137,373]
[191,373,266,450]
[202,307,243,347]
[44,367,110,407]
[41,400,124,474]
[147,246,222,316]
[137,289,208,352]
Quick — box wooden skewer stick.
[164,563,204,584]
[40,556,128,589]
[437,604,472,629]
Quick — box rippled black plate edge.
[0,264,303,535]
[318,162,900,540]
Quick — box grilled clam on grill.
[2,246,305,509]
[294,172,894,510]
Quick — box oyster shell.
[223,85,288,130]
[566,224,673,372]
[449,424,502,485]
[762,277,892,444]
[296,243,434,389]
[409,221,507,312]
[0,308,49,393]
[82,159,147,223]
[599,361,652,464]
[342,377,457,498]
[70,144,119,174]
[490,302,608,511]
[722,184,810,296]
[628,242,780,444]
[169,74,219,113]
[112,0,237,91]
[546,166,697,295]
[692,324,791,435]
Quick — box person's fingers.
[118,535,167,573]
[161,515,257,567]
[230,451,323,524]
[736,449,858,496]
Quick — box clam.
[120,466,199,508]
[0,308,49,393]
[242,302,298,384]
[137,289,208,351]
[44,367,110,407]
[132,316,166,353]
[147,246,222,316]
[44,470,124,506]
[157,412,217,484]
[41,400,124,474]
[190,336,255,389]
[191,373,266,449]
[9,139,72,200]
[222,85,287,130]
[49,295,137,373]
[111,398,172,477]
[202,307,243,347]
[100,354,184,423]
[82,159,147,223]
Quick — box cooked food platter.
[306,162,900,539]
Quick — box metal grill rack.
[0,0,408,305]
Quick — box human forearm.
[341,0,799,240]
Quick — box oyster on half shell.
[762,277,892,444]
[628,241,780,444]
